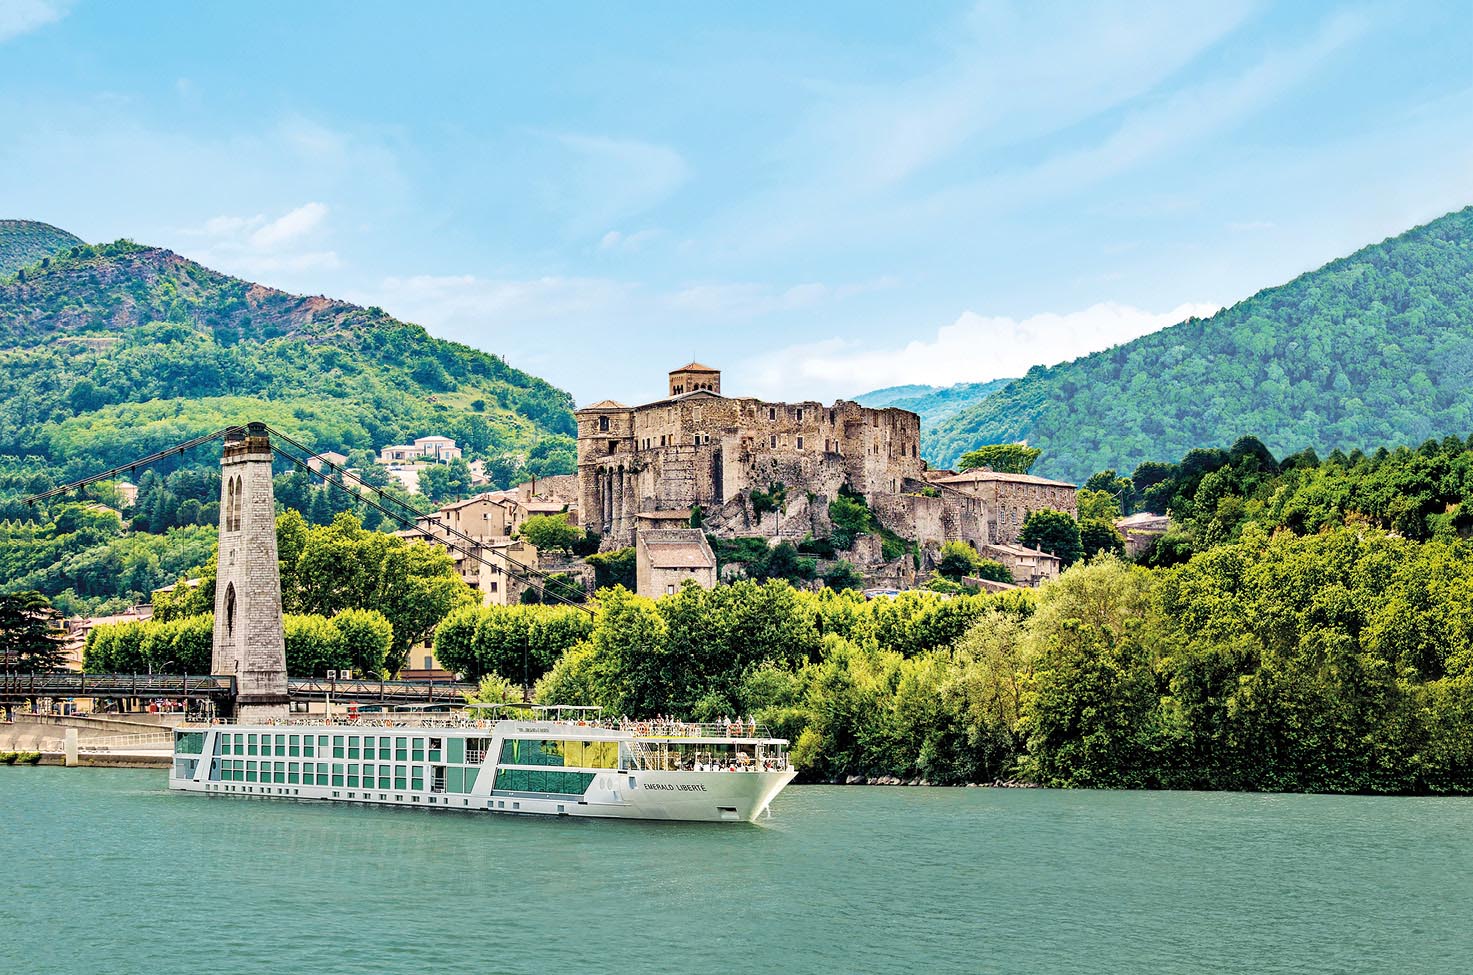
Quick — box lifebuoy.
[636,723,650,736]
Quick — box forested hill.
[0,220,83,277]
[925,205,1473,480]
[0,236,577,476]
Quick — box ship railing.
[621,721,774,740]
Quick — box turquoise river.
[3,767,1470,974]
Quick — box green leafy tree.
[1019,509,1084,566]
[958,443,1041,474]
[936,540,983,579]
[1076,488,1122,523]
[516,513,581,553]
[1079,520,1127,558]
[585,547,636,591]
[821,560,865,592]
[329,608,394,677]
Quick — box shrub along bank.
[435,525,1473,795]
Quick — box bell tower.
[212,422,289,722]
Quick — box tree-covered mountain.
[926,206,1473,480]
[0,220,84,277]
[0,236,577,478]
[853,378,1013,429]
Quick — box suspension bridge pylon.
[213,422,289,722]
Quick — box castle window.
[829,411,835,424]
[769,407,776,421]
[796,409,803,422]
[599,416,609,432]
[607,440,617,454]
[771,436,777,448]
[661,435,667,447]
[797,437,804,449]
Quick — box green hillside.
[926,206,1473,480]
[0,219,84,277]
[0,237,576,477]
[853,379,1012,429]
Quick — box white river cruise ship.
[169,705,796,823]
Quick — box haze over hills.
[852,379,1014,430]
[0,220,84,277]
[926,205,1473,481]
[0,229,577,479]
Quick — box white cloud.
[743,300,1220,400]
[0,0,69,43]
[183,202,339,277]
[598,228,660,252]
[249,201,328,248]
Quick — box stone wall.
[577,394,923,548]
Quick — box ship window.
[378,767,391,790]
[412,739,425,762]
[395,737,408,761]
[247,734,257,756]
[394,766,407,790]
[412,768,425,791]
[288,735,300,756]
[287,765,300,785]
[447,767,465,793]
[274,736,286,756]
[347,765,359,788]
[378,739,391,760]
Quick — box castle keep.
[577,364,924,549]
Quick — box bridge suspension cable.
[22,426,243,505]
[261,424,594,615]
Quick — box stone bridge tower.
[212,422,289,722]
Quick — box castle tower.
[668,362,720,398]
[212,422,289,722]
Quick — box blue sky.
[2,2,1470,405]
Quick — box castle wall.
[578,394,923,548]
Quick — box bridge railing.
[0,673,235,699]
[285,677,477,702]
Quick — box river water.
[2,768,1469,974]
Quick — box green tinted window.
[377,767,390,789]
[347,765,359,788]
[448,738,465,764]
[412,768,424,790]
[175,732,204,755]
[394,765,407,790]
[247,734,258,756]
[347,736,359,759]
[246,761,258,782]
[379,739,391,760]
[274,737,286,757]
[332,763,344,787]
[395,737,408,760]
[447,767,465,793]
[412,739,425,762]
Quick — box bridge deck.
[0,673,476,705]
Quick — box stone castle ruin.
[575,364,1078,589]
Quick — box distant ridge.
[0,219,85,277]
[853,378,1013,430]
[926,205,1473,480]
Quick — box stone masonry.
[212,422,289,722]
[577,364,924,549]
